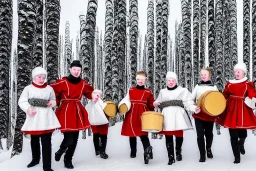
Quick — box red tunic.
[121,87,155,137]
[91,124,109,135]
[217,80,256,129]
[51,77,93,132]
[192,111,216,122]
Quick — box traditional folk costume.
[191,80,218,162]
[51,60,94,169]
[119,84,155,164]
[19,67,60,171]
[154,72,197,165]
[85,90,109,159]
[217,63,256,164]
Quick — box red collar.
[32,82,48,88]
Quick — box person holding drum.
[119,71,155,164]
[153,71,200,165]
[191,68,218,162]
[51,60,99,169]
[217,62,256,164]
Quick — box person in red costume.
[217,62,256,164]
[191,68,218,162]
[51,60,98,169]
[119,71,155,164]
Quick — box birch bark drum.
[197,90,226,116]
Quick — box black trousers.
[194,118,214,156]
[229,128,247,158]
[30,132,52,170]
[129,135,151,152]
[60,131,79,161]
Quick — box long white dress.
[18,84,61,132]
[155,86,197,131]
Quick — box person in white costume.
[85,90,110,159]
[18,67,60,171]
[191,68,218,163]
[153,71,200,165]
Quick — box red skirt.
[159,130,183,137]
[91,124,109,135]
[217,96,256,129]
[192,111,216,122]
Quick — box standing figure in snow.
[217,62,256,164]
[119,71,155,164]
[153,71,200,165]
[51,60,98,169]
[18,67,60,171]
[191,68,218,162]
[85,90,110,159]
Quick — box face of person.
[136,75,146,86]
[70,67,82,78]
[200,70,210,82]
[34,74,46,85]
[167,78,177,88]
[234,69,245,80]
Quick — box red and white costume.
[217,77,256,129]
[51,77,94,132]
[120,87,155,137]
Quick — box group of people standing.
[18,60,256,171]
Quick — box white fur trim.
[229,77,247,84]
[136,75,146,79]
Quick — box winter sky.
[12,0,245,68]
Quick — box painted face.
[34,74,46,85]
[200,69,210,82]
[234,69,245,80]
[136,75,146,86]
[70,67,82,78]
[167,78,177,88]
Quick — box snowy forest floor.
[1,122,256,171]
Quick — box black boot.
[197,137,206,162]
[64,133,79,169]
[129,137,137,158]
[99,134,109,159]
[144,146,153,164]
[27,135,40,168]
[231,138,240,164]
[206,134,213,158]
[93,133,100,156]
[166,142,175,165]
[239,138,246,155]
[206,149,213,158]
[55,148,66,162]
[141,135,153,160]
[175,137,183,161]
[168,155,175,165]
[199,155,206,162]
[41,133,53,171]
[64,157,74,169]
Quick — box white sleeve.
[155,89,163,103]
[214,85,219,91]
[118,92,131,109]
[191,85,198,101]
[49,87,57,107]
[182,88,197,112]
[18,86,31,113]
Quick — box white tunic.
[18,84,61,131]
[191,83,218,102]
[155,86,196,131]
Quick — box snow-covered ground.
[1,122,256,171]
